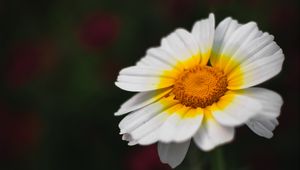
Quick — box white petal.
[136,55,171,69]
[129,111,174,143]
[136,47,179,70]
[119,97,178,135]
[242,87,283,119]
[140,108,204,145]
[213,22,263,73]
[223,33,274,74]
[115,66,175,92]
[210,17,241,65]
[124,102,203,145]
[118,66,175,78]
[115,82,158,92]
[161,28,200,68]
[246,118,279,139]
[128,104,184,144]
[193,113,235,151]
[173,109,204,142]
[136,128,160,145]
[244,88,282,139]
[122,133,138,146]
[115,88,172,116]
[210,16,284,89]
[220,21,258,54]
[227,50,284,89]
[191,13,215,65]
[138,107,203,145]
[158,107,190,143]
[211,90,262,126]
[131,104,186,145]
[241,41,281,66]
[193,127,216,151]
[158,140,190,168]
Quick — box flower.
[114,14,284,168]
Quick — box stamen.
[172,65,228,108]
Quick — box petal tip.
[209,13,215,20]
[114,109,122,116]
[114,81,121,88]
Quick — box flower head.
[114,14,284,168]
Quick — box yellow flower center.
[172,65,228,108]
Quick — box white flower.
[114,13,284,168]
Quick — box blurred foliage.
[0,0,299,170]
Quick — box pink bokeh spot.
[124,145,171,170]
[78,12,120,51]
[0,104,41,159]
[5,39,58,88]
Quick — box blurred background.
[0,0,299,169]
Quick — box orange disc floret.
[172,65,228,108]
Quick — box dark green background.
[0,0,299,169]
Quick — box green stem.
[188,144,203,170]
[211,148,225,170]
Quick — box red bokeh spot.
[124,145,171,170]
[78,12,120,51]
[0,104,42,159]
[5,39,58,88]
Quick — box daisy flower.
[114,13,284,168]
